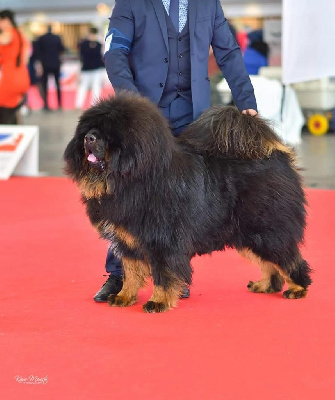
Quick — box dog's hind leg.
[278,256,312,299]
[108,257,150,307]
[239,248,312,299]
[239,249,284,294]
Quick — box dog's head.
[64,92,175,188]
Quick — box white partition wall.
[282,0,335,84]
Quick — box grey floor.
[23,109,335,190]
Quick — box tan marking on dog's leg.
[114,227,138,250]
[95,223,139,249]
[240,248,308,299]
[108,258,150,307]
[150,284,182,308]
[143,281,183,313]
[239,248,284,293]
[273,268,308,299]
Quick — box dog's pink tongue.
[88,154,97,163]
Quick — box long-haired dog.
[64,92,312,313]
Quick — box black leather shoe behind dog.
[93,275,123,302]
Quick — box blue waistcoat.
[159,9,192,107]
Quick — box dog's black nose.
[85,133,97,143]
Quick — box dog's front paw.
[142,301,169,313]
[108,294,137,307]
[247,281,277,294]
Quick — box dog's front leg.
[143,282,184,313]
[108,257,150,307]
[143,254,191,313]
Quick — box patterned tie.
[169,0,179,33]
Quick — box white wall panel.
[282,0,335,84]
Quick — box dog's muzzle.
[84,133,106,170]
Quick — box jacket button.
[179,37,182,41]
[164,58,168,63]
[159,83,164,87]
[179,54,183,58]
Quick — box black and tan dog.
[64,92,312,313]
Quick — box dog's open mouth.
[87,151,98,163]
[86,150,106,170]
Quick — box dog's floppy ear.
[63,136,85,178]
[108,148,135,175]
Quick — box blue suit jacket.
[104,0,257,119]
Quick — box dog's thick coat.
[64,92,312,313]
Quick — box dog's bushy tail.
[182,106,294,160]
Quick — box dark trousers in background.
[42,67,62,109]
[105,95,194,276]
[0,96,26,124]
[0,107,18,124]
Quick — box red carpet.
[0,177,334,400]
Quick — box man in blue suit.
[94,0,258,302]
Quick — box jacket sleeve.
[104,0,139,93]
[211,0,257,111]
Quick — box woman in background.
[0,9,30,124]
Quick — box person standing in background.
[0,9,30,124]
[37,25,65,111]
[75,27,105,110]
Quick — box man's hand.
[242,109,258,116]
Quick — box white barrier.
[0,125,39,180]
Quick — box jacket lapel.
[150,0,169,50]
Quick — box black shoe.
[93,275,123,302]
[180,285,190,299]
